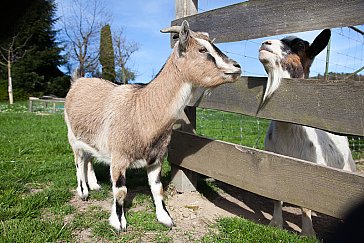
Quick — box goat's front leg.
[147,162,173,228]
[87,160,101,191]
[301,208,316,236]
[269,200,283,228]
[109,160,127,231]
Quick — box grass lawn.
[0,102,340,242]
[196,108,269,149]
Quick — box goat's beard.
[262,67,282,104]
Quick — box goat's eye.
[297,42,304,48]
[199,47,208,53]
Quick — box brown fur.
[282,54,305,78]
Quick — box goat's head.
[258,29,331,103]
[161,20,241,88]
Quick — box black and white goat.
[258,29,355,236]
[64,20,241,231]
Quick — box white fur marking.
[196,38,233,71]
[87,162,101,190]
[170,82,193,118]
[147,164,173,227]
[130,159,148,169]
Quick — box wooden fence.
[167,0,364,220]
[28,97,65,113]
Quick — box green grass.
[0,108,75,242]
[0,103,357,242]
[196,108,269,149]
[202,217,318,243]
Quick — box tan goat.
[64,20,241,231]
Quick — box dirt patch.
[65,181,341,242]
[68,192,112,214]
[24,182,51,195]
[165,191,233,242]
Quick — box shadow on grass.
[91,159,172,211]
[196,176,340,240]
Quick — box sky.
[55,0,364,83]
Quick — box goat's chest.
[146,129,173,163]
[129,128,173,169]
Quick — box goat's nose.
[263,40,272,45]
[233,62,241,69]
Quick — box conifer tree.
[0,0,68,100]
[100,24,116,82]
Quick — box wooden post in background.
[175,0,198,19]
[169,0,198,193]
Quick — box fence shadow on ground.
[198,178,342,240]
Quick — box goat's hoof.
[109,214,127,232]
[157,212,174,228]
[77,188,89,201]
[109,217,121,231]
[89,183,101,191]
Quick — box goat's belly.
[73,139,112,164]
[266,124,353,170]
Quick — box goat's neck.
[139,50,193,133]
[270,67,307,132]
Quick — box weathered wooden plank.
[188,76,364,136]
[168,130,364,218]
[175,0,198,19]
[171,0,364,43]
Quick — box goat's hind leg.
[147,162,173,228]
[73,149,90,200]
[109,159,128,231]
[87,160,101,191]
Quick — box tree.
[61,0,111,78]
[0,0,68,100]
[100,24,115,81]
[113,29,139,84]
[0,34,30,104]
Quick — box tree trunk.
[7,58,13,105]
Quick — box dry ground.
[67,177,346,242]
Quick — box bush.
[46,75,71,98]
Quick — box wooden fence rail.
[189,77,364,137]
[171,0,364,44]
[169,131,364,219]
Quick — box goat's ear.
[307,29,331,59]
[179,20,190,53]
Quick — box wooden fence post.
[169,0,199,193]
[28,98,33,112]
